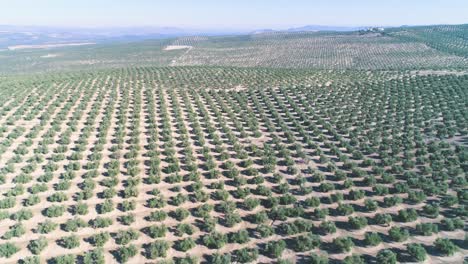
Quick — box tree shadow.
[452,238,468,250]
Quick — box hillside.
[1,24,467,74]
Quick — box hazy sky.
[0,0,467,29]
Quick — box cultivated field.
[169,31,468,69]
[0,66,466,263]
[1,25,468,74]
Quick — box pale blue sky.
[0,0,467,29]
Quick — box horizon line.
[2,22,467,31]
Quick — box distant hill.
[287,25,369,32]
[0,25,248,49]
[250,25,375,35]
[250,29,277,34]
[0,24,407,49]
[1,24,467,73]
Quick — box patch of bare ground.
[164,45,192,51]
[410,70,468,76]
[8,42,95,50]
[40,53,60,58]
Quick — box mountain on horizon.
[287,25,370,32]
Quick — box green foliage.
[389,226,409,242]
[37,220,58,234]
[43,205,65,218]
[309,253,329,264]
[10,209,33,221]
[407,243,427,262]
[256,224,274,238]
[203,232,227,249]
[88,232,110,247]
[49,254,76,264]
[72,202,89,215]
[0,242,19,258]
[376,249,397,264]
[415,223,438,236]
[19,256,40,264]
[364,232,382,246]
[175,254,199,264]
[291,233,321,252]
[144,224,167,238]
[233,248,258,263]
[113,245,138,263]
[348,216,368,230]
[120,200,136,212]
[343,254,364,264]
[147,210,167,222]
[48,192,68,202]
[434,238,458,256]
[119,213,136,225]
[28,236,48,255]
[0,197,16,209]
[58,234,80,249]
[83,249,105,264]
[145,240,170,259]
[336,203,354,216]
[364,199,377,212]
[319,221,336,234]
[374,213,392,226]
[422,204,439,218]
[62,217,87,232]
[3,223,25,239]
[209,253,232,264]
[441,218,464,231]
[96,199,114,214]
[90,217,113,228]
[228,229,250,244]
[264,240,286,258]
[114,229,139,245]
[171,208,190,221]
[23,195,40,206]
[174,237,196,252]
[332,237,354,252]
